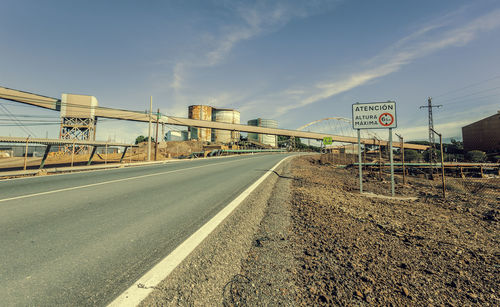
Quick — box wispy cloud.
[170,63,185,91]
[166,1,340,109]
[274,8,500,116]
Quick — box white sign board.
[352,101,397,129]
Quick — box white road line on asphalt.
[0,153,247,182]
[0,160,179,183]
[0,156,266,203]
[107,155,292,307]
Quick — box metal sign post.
[357,129,363,193]
[389,128,395,196]
[352,101,397,196]
[395,133,405,185]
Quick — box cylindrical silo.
[188,105,212,142]
[212,108,240,143]
[247,118,278,147]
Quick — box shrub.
[465,150,487,162]
[404,149,422,162]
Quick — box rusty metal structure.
[188,105,212,142]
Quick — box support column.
[39,145,52,169]
[87,146,97,165]
[71,141,75,168]
[120,147,129,163]
[23,137,29,171]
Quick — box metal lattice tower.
[59,94,98,154]
[59,117,96,154]
[420,97,442,165]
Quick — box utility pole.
[430,128,446,199]
[378,139,382,179]
[162,123,165,143]
[155,108,160,161]
[395,133,405,185]
[420,97,442,173]
[147,96,152,161]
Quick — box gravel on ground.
[288,155,499,306]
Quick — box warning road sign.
[378,112,394,126]
[352,101,397,129]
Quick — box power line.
[0,113,60,118]
[0,95,183,132]
[0,119,62,123]
[1,93,162,116]
[0,116,114,123]
[438,85,500,105]
[0,104,38,137]
[433,75,500,98]
[1,98,165,124]
[0,123,62,127]
[440,92,500,108]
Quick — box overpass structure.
[0,86,428,150]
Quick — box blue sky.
[1,0,499,143]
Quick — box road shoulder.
[137,158,293,306]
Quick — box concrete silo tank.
[188,105,212,142]
[212,109,240,143]
[247,118,278,147]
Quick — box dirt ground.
[289,155,499,306]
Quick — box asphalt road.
[0,153,290,306]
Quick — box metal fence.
[319,151,500,200]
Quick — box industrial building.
[188,105,213,142]
[247,118,278,147]
[166,130,189,141]
[188,105,241,144]
[462,111,500,153]
[186,106,279,147]
[212,108,240,143]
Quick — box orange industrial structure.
[188,105,212,142]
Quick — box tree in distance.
[135,135,155,145]
[465,150,487,162]
[403,149,423,162]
